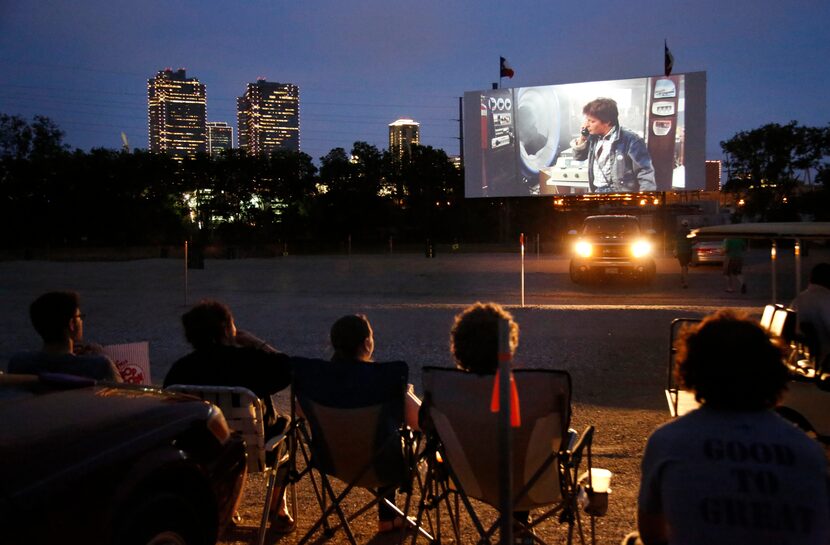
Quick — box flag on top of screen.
[500,57,514,79]
[664,40,674,77]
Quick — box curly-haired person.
[627,310,829,545]
[449,302,535,542]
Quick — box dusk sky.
[1,1,827,165]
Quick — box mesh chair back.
[166,384,266,472]
[292,357,408,489]
[422,367,571,511]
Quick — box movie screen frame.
[463,72,706,198]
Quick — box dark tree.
[721,122,830,221]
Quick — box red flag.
[490,369,522,427]
[664,40,674,77]
[500,56,514,79]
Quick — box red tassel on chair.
[490,369,521,427]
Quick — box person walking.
[722,237,747,293]
[674,220,693,288]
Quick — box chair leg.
[297,470,359,545]
[257,467,278,545]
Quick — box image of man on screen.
[569,98,655,193]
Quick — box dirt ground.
[218,389,664,545]
[0,252,811,544]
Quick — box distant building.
[449,155,462,170]
[147,69,206,159]
[705,160,722,191]
[388,118,420,159]
[206,122,233,157]
[237,80,299,156]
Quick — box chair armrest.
[564,425,594,467]
[568,425,594,456]
[264,415,293,453]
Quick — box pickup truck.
[568,214,656,284]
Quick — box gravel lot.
[0,249,816,544]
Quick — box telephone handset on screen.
[580,127,590,138]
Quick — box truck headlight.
[574,240,593,258]
[631,239,652,258]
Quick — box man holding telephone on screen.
[570,98,655,193]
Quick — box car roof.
[0,375,210,493]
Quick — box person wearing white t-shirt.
[626,310,829,545]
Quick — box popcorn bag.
[102,342,150,385]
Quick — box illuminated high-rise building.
[237,79,299,156]
[147,69,206,159]
[388,118,420,159]
[705,160,722,191]
[206,122,233,157]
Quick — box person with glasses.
[7,291,121,381]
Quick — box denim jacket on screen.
[571,126,656,193]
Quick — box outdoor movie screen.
[463,72,706,198]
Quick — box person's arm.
[637,509,669,545]
[262,351,292,394]
[234,329,277,353]
[570,135,589,161]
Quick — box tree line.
[1,114,553,251]
[3,114,829,252]
[720,121,830,222]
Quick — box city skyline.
[1,1,828,166]
[147,68,206,159]
[237,79,300,155]
[388,118,420,160]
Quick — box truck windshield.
[583,218,640,235]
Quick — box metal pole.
[795,239,802,296]
[497,318,513,545]
[458,96,464,165]
[771,240,777,304]
[184,240,188,306]
[347,234,352,257]
[520,233,525,307]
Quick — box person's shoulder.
[646,407,711,443]
[71,353,119,376]
[73,352,113,364]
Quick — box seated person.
[792,262,830,370]
[8,291,121,382]
[629,310,830,545]
[163,300,294,532]
[329,314,422,533]
[449,302,532,542]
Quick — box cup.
[590,468,613,493]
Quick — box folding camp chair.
[289,357,431,545]
[414,367,597,545]
[665,318,703,417]
[165,384,291,545]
